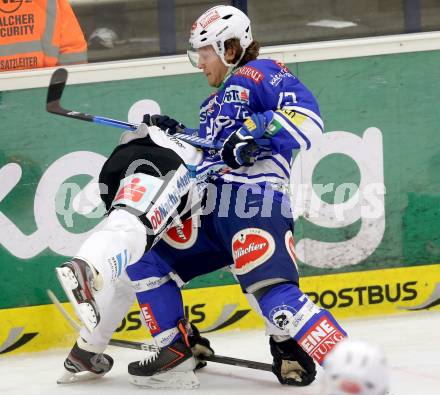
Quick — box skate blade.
[128,370,200,389]
[57,369,104,384]
[55,267,98,333]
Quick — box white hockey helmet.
[187,5,253,67]
[324,339,389,395]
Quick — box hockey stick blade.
[46,68,67,107]
[47,289,272,372]
[46,68,96,123]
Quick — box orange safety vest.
[0,0,87,72]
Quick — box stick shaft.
[46,68,222,150]
[47,289,272,372]
[108,338,272,372]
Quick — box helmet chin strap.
[219,45,247,69]
[217,49,247,88]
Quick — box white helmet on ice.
[324,339,389,395]
[188,5,253,67]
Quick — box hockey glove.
[143,114,185,135]
[220,112,273,169]
[270,336,316,386]
[188,322,214,370]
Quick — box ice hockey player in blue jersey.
[124,4,348,389]
[55,4,348,389]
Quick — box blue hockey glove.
[220,112,273,169]
[143,114,185,135]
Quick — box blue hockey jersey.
[196,58,324,195]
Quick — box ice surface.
[1,311,439,395]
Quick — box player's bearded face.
[191,45,228,88]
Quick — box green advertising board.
[0,49,439,311]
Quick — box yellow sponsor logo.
[1,265,439,355]
[0,285,264,355]
[244,118,257,131]
[301,264,440,318]
[278,109,308,127]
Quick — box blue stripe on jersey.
[257,154,290,178]
[116,253,123,276]
[267,156,290,178]
[277,111,312,150]
[286,106,324,132]
[227,171,285,180]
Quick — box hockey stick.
[46,68,222,150]
[47,290,272,372]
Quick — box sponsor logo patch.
[222,85,250,104]
[243,117,257,131]
[115,177,146,202]
[231,228,275,275]
[146,167,192,233]
[265,119,283,137]
[199,9,220,29]
[113,173,163,212]
[234,66,264,84]
[299,316,345,364]
[269,60,295,87]
[278,109,308,128]
[139,303,160,334]
[269,305,297,330]
[107,249,129,281]
[163,217,198,250]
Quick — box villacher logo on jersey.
[234,241,266,260]
[232,228,275,275]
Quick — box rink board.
[1,263,439,356]
[1,48,440,311]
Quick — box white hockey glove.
[119,122,150,145]
[143,114,185,135]
[188,322,214,369]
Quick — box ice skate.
[128,320,199,389]
[55,258,101,332]
[57,339,114,384]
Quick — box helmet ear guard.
[188,5,253,68]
